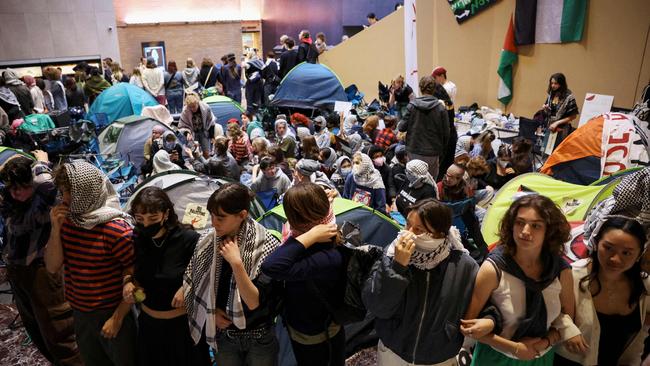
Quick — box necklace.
[151,235,167,248]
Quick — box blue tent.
[88,83,158,127]
[270,63,348,109]
[203,95,245,131]
[0,147,33,166]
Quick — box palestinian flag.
[514,0,587,45]
[497,14,517,105]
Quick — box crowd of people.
[2,16,648,366]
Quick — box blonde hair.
[186,58,195,68]
[185,93,200,106]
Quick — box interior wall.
[319,9,405,102]
[116,22,243,73]
[0,0,120,62]
[321,0,650,118]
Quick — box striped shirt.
[61,219,134,312]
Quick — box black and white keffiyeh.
[184,218,279,348]
[405,159,437,190]
[584,167,650,249]
[386,226,466,270]
[64,161,129,229]
[352,153,385,190]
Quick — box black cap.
[72,61,88,72]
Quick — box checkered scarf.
[584,168,650,250]
[386,226,466,270]
[183,218,279,349]
[64,162,129,229]
[405,159,437,190]
[352,153,385,189]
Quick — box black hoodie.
[397,95,449,157]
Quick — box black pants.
[290,328,345,366]
[7,262,83,366]
[72,308,137,366]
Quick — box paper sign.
[182,203,209,229]
[578,93,614,127]
[334,101,353,116]
[543,131,557,156]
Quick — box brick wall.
[116,21,243,72]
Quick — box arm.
[44,205,68,274]
[439,106,450,149]
[397,104,411,133]
[220,238,260,310]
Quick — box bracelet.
[122,275,133,285]
[513,342,520,356]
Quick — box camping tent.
[0,147,33,166]
[258,197,400,247]
[203,95,245,131]
[540,113,650,185]
[481,173,621,246]
[97,115,172,171]
[88,83,158,126]
[270,63,348,109]
[125,171,265,232]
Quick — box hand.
[101,316,124,339]
[505,167,515,175]
[219,238,242,266]
[324,188,338,204]
[548,122,558,132]
[543,104,550,111]
[531,337,550,354]
[460,318,494,339]
[50,204,69,229]
[394,231,415,266]
[215,308,232,329]
[564,334,589,354]
[515,338,542,360]
[171,286,185,308]
[122,282,136,304]
[301,223,338,247]
[170,151,180,162]
[32,150,49,162]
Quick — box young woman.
[164,61,184,114]
[543,73,579,152]
[179,93,219,159]
[461,195,580,365]
[261,183,345,366]
[555,217,650,365]
[227,120,253,166]
[124,187,210,366]
[330,155,352,195]
[484,144,517,190]
[469,130,496,161]
[184,183,281,365]
[363,199,478,365]
[275,117,297,159]
[343,152,387,214]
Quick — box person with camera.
[152,130,185,170]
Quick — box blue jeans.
[215,328,279,366]
[166,90,183,114]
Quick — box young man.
[366,12,378,26]
[184,183,281,365]
[432,66,457,104]
[45,161,136,366]
[397,75,450,180]
[0,152,83,366]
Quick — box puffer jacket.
[362,249,478,364]
[397,96,449,157]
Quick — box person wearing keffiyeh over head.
[343,152,387,214]
[363,199,477,365]
[261,183,345,366]
[183,183,281,364]
[45,161,136,366]
[395,159,438,217]
[461,195,581,365]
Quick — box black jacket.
[398,96,449,157]
[297,42,319,64]
[7,85,34,116]
[279,49,299,78]
[199,65,220,89]
[395,183,437,217]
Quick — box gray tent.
[97,115,172,171]
[125,171,265,233]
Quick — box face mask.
[498,159,509,168]
[164,142,176,151]
[373,156,386,167]
[341,167,352,177]
[135,221,164,238]
[413,233,446,252]
[314,124,322,132]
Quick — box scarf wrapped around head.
[322,147,337,169]
[406,160,437,189]
[152,150,179,174]
[184,218,280,349]
[3,69,25,86]
[347,133,363,154]
[343,115,358,134]
[352,153,384,189]
[584,167,650,250]
[0,86,20,106]
[386,226,465,270]
[274,118,294,140]
[64,162,129,229]
[295,158,321,177]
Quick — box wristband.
[513,343,520,357]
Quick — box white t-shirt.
[443,80,457,104]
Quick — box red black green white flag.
[497,14,518,105]
[514,0,587,45]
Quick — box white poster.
[578,93,614,127]
[404,0,419,97]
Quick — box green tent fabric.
[258,197,400,248]
[19,114,55,133]
[0,147,34,166]
[482,173,620,246]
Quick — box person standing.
[432,66,457,104]
[83,67,111,107]
[397,75,450,179]
[44,162,137,366]
[3,69,34,115]
[296,30,319,64]
[222,54,242,103]
[179,93,220,159]
[1,153,83,366]
[543,73,579,152]
[164,61,184,114]
[279,38,299,79]
[43,67,67,111]
[142,57,166,105]
[182,58,200,95]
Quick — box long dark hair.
[130,187,188,230]
[579,217,648,307]
[547,72,568,98]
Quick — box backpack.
[308,221,384,325]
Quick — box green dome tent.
[257,197,400,247]
[0,147,34,166]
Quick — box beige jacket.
[557,259,650,365]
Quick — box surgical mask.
[164,141,176,151]
[413,233,446,252]
[135,221,164,238]
[341,167,352,177]
[373,156,386,167]
[497,159,509,168]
